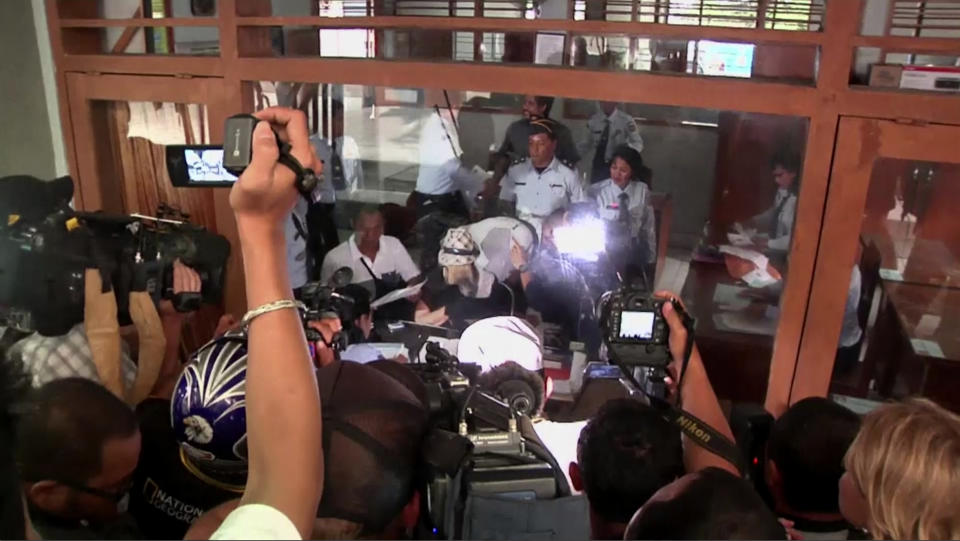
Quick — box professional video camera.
[410,342,583,540]
[300,267,357,354]
[0,175,230,336]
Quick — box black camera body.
[167,114,318,195]
[0,175,230,336]
[409,342,571,539]
[598,283,693,400]
[603,287,673,368]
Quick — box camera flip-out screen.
[167,145,238,187]
[618,310,655,341]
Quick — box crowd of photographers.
[2,107,960,541]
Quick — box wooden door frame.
[791,117,960,403]
[63,72,246,316]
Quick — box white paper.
[916,314,942,336]
[727,232,754,247]
[370,279,427,309]
[713,283,751,311]
[910,338,946,359]
[367,342,410,361]
[713,312,778,336]
[742,268,779,288]
[879,268,904,281]
[733,222,757,237]
[534,33,565,65]
[718,245,769,270]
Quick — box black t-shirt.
[423,268,515,330]
[129,398,240,540]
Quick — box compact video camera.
[167,114,319,194]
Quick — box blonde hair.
[844,398,960,540]
[443,263,478,296]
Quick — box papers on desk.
[910,338,946,359]
[718,245,779,288]
[727,232,754,247]
[713,312,778,336]
[916,314,942,336]
[879,268,904,281]
[367,342,410,361]
[713,284,751,311]
[370,279,427,309]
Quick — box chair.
[650,192,673,282]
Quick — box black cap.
[315,360,428,533]
[529,118,558,140]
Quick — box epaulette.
[510,156,526,166]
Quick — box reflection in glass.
[251,82,808,403]
[832,159,960,412]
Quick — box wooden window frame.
[43,0,960,414]
[794,118,960,403]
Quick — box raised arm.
[225,108,324,538]
[657,291,739,476]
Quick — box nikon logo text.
[676,416,712,444]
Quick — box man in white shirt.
[580,102,644,184]
[412,106,484,219]
[499,118,587,237]
[320,206,420,295]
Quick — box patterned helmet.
[171,328,249,465]
[438,227,479,267]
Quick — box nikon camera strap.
[610,318,747,475]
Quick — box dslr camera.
[598,282,690,399]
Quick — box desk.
[861,232,960,290]
[681,260,779,404]
[864,281,960,412]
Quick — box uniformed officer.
[412,107,484,219]
[580,101,644,184]
[736,150,800,254]
[588,144,657,284]
[495,95,581,170]
[498,118,586,237]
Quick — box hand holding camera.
[158,259,202,318]
[228,108,321,234]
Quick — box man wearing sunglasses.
[15,378,142,539]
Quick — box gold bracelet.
[241,299,305,327]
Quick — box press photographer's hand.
[654,290,688,398]
[159,259,202,318]
[229,107,320,231]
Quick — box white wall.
[0,0,66,179]
[30,0,67,177]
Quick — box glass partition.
[240,26,819,84]
[250,81,809,403]
[830,159,960,412]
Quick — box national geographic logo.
[143,479,203,524]
[675,415,712,445]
